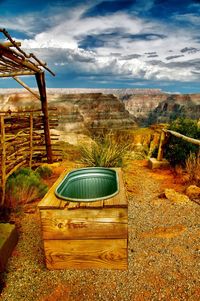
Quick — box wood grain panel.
[44,239,128,270]
[40,208,127,240]
[103,168,127,208]
[38,170,68,209]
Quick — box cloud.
[8,1,198,86]
[180,47,200,54]
[165,55,185,60]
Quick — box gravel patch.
[0,161,199,301]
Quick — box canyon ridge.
[0,89,199,138]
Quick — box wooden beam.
[0,44,41,73]
[12,76,40,99]
[0,42,21,48]
[0,116,6,207]
[35,72,53,163]
[165,130,200,146]
[0,71,36,77]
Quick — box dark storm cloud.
[145,51,157,55]
[165,55,185,60]
[181,47,200,54]
[146,59,200,74]
[122,54,142,60]
[147,54,159,58]
[166,59,200,69]
[79,32,166,49]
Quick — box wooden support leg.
[35,72,53,163]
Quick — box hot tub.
[38,167,128,270]
[55,167,119,202]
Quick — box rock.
[185,185,200,199]
[164,188,190,203]
[0,223,18,271]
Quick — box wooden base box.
[38,168,128,270]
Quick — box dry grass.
[185,152,200,185]
[79,131,132,167]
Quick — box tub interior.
[55,167,119,202]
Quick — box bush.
[35,165,53,179]
[165,118,200,166]
[79,131,131,167]
[5,167,48,209]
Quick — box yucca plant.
[79,131,131,167]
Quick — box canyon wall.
[121,93,200,125]
[0,90,199,137]
[0,92,136,136]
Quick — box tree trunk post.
[157,131,166,161]
[0,115,6,206]
[35,72,53,163]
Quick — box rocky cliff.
[0,92,135,134]
[121,93,200,125]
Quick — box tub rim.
[54,167,119,202]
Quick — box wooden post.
[157,131,166,161]
[29,112,33,168]
[35,72,53,163]
[0,115,6,207]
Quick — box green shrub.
[5,167,48,209]
[79,131,131,167]
[35,165,53,179]
[164,118,200,166]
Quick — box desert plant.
[5,167,48,209]
[35,165,53,179]
[185,152,200,184]
[79,131,131,167]
[164,118,200,166]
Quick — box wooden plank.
[44,239,128,270]
[40,208,127,240]
[35,206,128,221]
[38,170,69,209]
[68,202,80,210]
[79,200,103,209]
[0,223,18,271]
[103,168,127,208]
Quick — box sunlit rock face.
[121,93,200,125]
[0,92,136,133]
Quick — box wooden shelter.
[0,28,55,163]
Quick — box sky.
[0,0,200,93]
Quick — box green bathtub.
[55,167,119,202]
